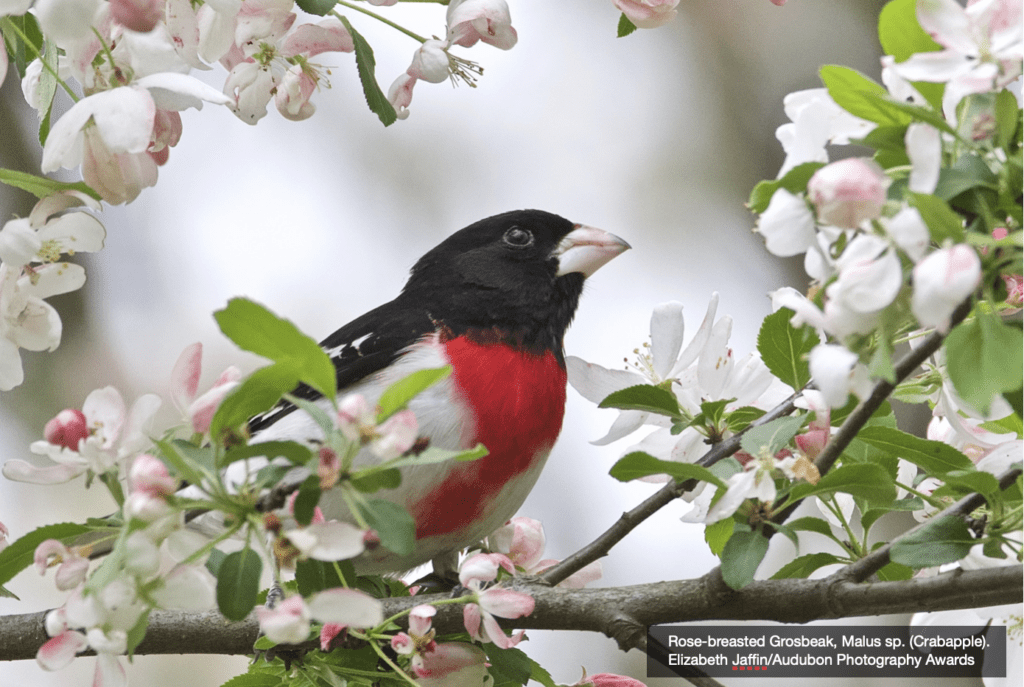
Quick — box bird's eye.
[503,226,534,248]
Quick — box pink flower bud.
[44,409,89,451]
[911,244,981,332]
[109,0,163,33]
[807,158,889,229]
[129,454,176,496]
[575,673,648,687]
[613,0,680,29]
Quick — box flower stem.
[333,1,429,43]
[0,18,78,102]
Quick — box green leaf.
[748,162,824,214]
[994,88,1021,150]
[214,298,336,399]
[861,91,957,136]
[704,518,734,557]
[946,314,1024,416]
[890,516,975,568]
[287,396,337,437]
[857,426,973,476]
[125,608,151,656]
[0,168,100,200]
[739,415,805,457]
[771,552,842,580]
[374,443,488,472]
[484,645,533,686]
[785,516,836,539]
[726,406,766,433]
[941,469,1000,500]
[0,522,93,588]
[355,499,415,556]
[617,13,637,37]
[218,673,283,687]
[758,308,819,389]
[599,384,680,417]
[720,528,769,590]
[820,65,910,126]
[294,0,336,15]
[338,16,397,127]
[851,125,910,153]
[210,363,301,438]
[216,547,263,621]
[222,440,313,469]
[609,451,726,488]
[293,475,321,526]
[36,40,58,146]
[295,558,346,596]
[788,463,896,505]
[528,657,558,687]
[878,0,942,61]
[933,154,1000,200]
[376,366,451,422]
[875,560,914,581]
[350,468,401,493]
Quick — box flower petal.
[308,588,383,628]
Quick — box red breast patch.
[411,336,567,539]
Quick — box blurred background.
[4,1,981,686]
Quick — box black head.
[399,209,629,356]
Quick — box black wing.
[247,299,436,434]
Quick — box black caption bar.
[647,625,1006,678]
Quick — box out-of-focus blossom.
[775,89,875,176]
[808,343,872,408]
[169,342,242,434]
[891,0,1024,118]
[574,672,649,687]
[911,244,981,332]
[757,189,817,257]
[4,386,161,484]
[613,0,679,29]
[459,553,534,648]
[806,158,889,229]
[35,540,90,591]
[285,521,367,561]
[447,0,517,49]
[109,0,163,32]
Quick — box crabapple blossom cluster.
[755,0,1022,410]
[0,192,105,390]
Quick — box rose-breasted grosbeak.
[240,210,629,573]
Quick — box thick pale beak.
[553,224,631,278]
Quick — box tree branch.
[1,565,1018,662]
[541,390,803,586]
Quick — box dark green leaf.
[484,645,532,686]
[758,308,819,389]
[0,522,93,588]
[216,548,263,621]
[748,162,824,214]
[858,426,973,475]
[295,558,346,596]
[529,657,558,687]
[994,88,1021,150]
[205,549,226,577]
[0,167,100,200]
[945,314,1024,416]
[875,561,914,581]
[222,440,312,469]
[376,366,451,422]
[890,516,975,568]
[294,0,336,15]
[726,406,766,433]
[217,673,283,687]
[293,475,321,526]
[599,384,680,417]
[770,552,842,580]
[609,451,726,487]
[338,16,397,126]
[617,13,637,37]
[785,516,836,538]
[788,463,896,505]
[933,154,999,200]
[355,499,415,556]
[850,125,910,153]
[214,298,336,399]
[739,415,805,457]
[941,469,1000,499]
[720,528,769,590]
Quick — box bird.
[223,209,629,574]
